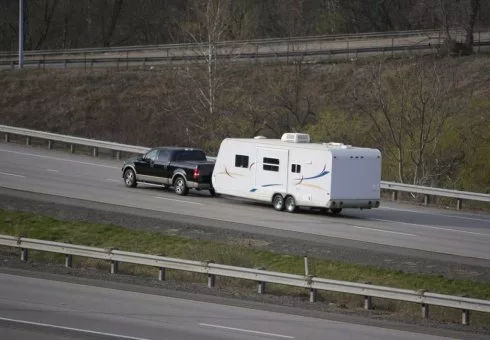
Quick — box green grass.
[1,209,489,326]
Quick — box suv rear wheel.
[174,176,189,196]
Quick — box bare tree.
[178,0,233,147]
[263,62,317,135]
[354,58,464,185]
[436,0,481,55]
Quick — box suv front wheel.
[123,168,137,188]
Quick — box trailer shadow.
[225,198,366,221]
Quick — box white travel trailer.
[211,133,382,214]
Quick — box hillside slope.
[1,56,489,192]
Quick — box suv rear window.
[174,150,207,161]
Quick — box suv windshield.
[174,150,206,161]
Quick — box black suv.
[121,147,216,196]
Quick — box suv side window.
[144,149,158,161]
[157,150,170,163]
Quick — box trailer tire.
[272,194,285,211]
[285,196,297,213]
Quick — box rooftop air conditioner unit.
[281,133,311,143]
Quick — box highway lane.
[0,142,489,260]
[0,273,460,340]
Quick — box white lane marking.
[46,169,59,173]
[199,323,295,339]
[348,225,416,237]
[0,171,26,178]
[106,179,120,182]
[0,316,153,340]
[372,218,490,237]
[380,206,490,223]
[154,196,203,205]
[0,149,120,169]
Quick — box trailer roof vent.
[254,135,267,139]
[281,133,311,143]
[323,142,351,148]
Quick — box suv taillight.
[193,168,200,180]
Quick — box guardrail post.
[423,194,430,206]
[208,273,215,288]
[48,140,53,150]
[26,136,31,146]
[364,296,372,310]
[63,241,73,267]
[206,260,215,288]
[462,309,470,325]
[391,191,398,201]
[65,254,73,268]
[421,303,429,319]
[306,274,316,302]
[111,260,119,274]
[70,144,75,153]
[362,281,372,309]
[110,247,119,274]
[309,288,317,303]
[116,151,121,160]
[456,199,463,211]
[64,60,67,69]
[158,266,166,281]
[157,253,166,281]
[4,133,9,143]
[21,248,28,262]
[256,267,266,294]
[92,147,98,157]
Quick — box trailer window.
[291,164,301,173]
[235,154,249,168]
[263,157,279,172]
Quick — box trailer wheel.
[272,194,285,211]
[330,208,342,214]
[285,196,297,213]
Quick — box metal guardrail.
[1,124,489,209]
[0,234,488,324]
[0,27,485,58]
[2,40,489,69]
[1,28,489,69]
[381,182,490,204]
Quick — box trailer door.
[254,148,289,196]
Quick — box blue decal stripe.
[303,170,330,180]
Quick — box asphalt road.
[0,272,462,340]
[0,143,489,260]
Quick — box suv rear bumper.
[187,181,212,190]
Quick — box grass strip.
[1,209,489,327]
